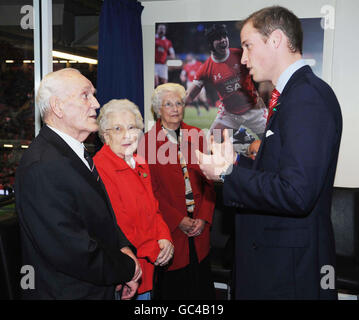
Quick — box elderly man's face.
[104,110,139,159]
[59,72,100,142]
[159,91,184,130]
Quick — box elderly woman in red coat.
[93,99,173,300]
[139,83,216,300]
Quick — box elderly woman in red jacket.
[93,99,173,300]
[139,83,216,300]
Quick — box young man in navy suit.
[15,68,141,299]
[197,6,342,299]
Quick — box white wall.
[141,0,359,187]
[330,0,359,187]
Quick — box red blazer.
[139,120,216,271]
[94,144,172,294]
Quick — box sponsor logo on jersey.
[213,73,223,81]
[224,76,242,93]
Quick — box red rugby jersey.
[182,60,203,82]
[155,35,173,64]
[194,48,258,115]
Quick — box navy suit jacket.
[15,126,135,299]
[223,66,342,299]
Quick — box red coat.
[139,120,216,271]
[93,144,172,294]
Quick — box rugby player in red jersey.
[180,53,210,115]
[186,24,267,154]
[155,24,175,87]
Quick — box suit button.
[252,242,258,250]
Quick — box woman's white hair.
[151,83,186,117]
[97,99,144,143]
[36,68,81,120]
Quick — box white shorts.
[209,107,268,154]
[155,63,168,80]
[211,107,267,134]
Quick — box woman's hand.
[187,219,206,237]
[178,216,195,235]
[155,239,174,266]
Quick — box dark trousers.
[154,237,215,300]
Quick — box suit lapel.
[265,101,282,130]
[39,126,108,204]
[254,99,282,169]
[254,66,313,169]
[267,65,312,129]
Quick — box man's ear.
[269,29,283,49]
[49,96,64,118]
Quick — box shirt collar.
[125,156,136,169]
[156,34,166,40]
[211,48,230,63]
[276,59,307,94]
[46,125,90,170]
[101,143,140,171]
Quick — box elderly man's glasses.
[162,101,185,109]
[105,125,139,135]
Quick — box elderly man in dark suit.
[197,6,342,299]
[15,68,141,299]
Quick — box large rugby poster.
[154,19,324,152]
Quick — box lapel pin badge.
[273,102,281,112]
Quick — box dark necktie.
[83,149,119,224]
[84,148,100,182]
[267,88,280,124]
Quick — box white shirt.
[126,156,136,169]
[46,125,91,170]
[276,59,307,94]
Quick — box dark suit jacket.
[223,66,342,299]
[15,125,135,299]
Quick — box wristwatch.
[218,172,227,183]
[218,153,240,183]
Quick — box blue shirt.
[276,59,307,94]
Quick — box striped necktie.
[84,148,100,182]
[267,88,280,124]
[162,126,195,216]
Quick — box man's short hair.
[36,68,81,120]
[242,6,303,54]
[205,24,228,51]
